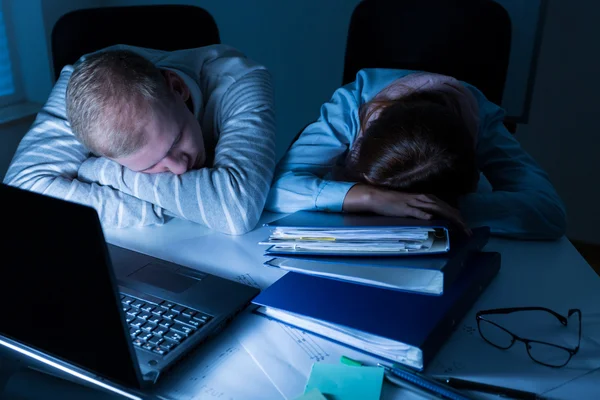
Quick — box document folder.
[253,252,501,371]
[262,211,457,256]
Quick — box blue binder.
[253,252,501,371]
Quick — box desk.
[102,212,600,400]
[4,213,599,399]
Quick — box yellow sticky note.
[295,388,328,400]
[304,363,384,400]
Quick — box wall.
[6,0,52,104]
[6,0,106,104]
[0,117,33,180]
[515,0,600,243]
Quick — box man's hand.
[343,184,469,232]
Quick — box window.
[0,0,22,108]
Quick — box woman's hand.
[343,184,469,232]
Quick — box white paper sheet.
[233,312,409,400]
[153,329,284,400]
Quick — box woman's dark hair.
[347,90,479,205]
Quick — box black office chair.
[50,5,221,82]
[342,0,515,133]
[343,0,511,104]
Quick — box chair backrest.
[342,0,511,107]
[51,5,220,82]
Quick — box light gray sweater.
[4,44,276,235]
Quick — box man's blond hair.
[66,50,173,158]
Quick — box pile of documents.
[260,227,446,255]
[257,212,493,296]
[252,211,494,376]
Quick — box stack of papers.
[260,227,448,255]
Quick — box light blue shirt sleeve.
[264,81,361,213]
[459,87,567,240]
[265,69,415,213]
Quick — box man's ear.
[162,70,190,103]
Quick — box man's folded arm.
[3,66,166,228]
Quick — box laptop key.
[181,309,197,318]
[138,331,153,341]
[138,312,152,320]
[163,311,177,320]
[160,301,176,310]
[152,346,168,356]
[158,319,174,328]
[192,313,212,323]
[152,308,166,317]
[163,331,185,343]
[160,339,178,351]
[130,327,141,338]
[122,305,130,313]
[131,300,145,309]
[140,304,155,313]
[175,315,200,328]
[171,305,186,314]
[141,322,156,333]
[177,315,202,328]
[126,309,140,317]
[147,315,161,325]
[141,342,154,351]
[125,314,135,323]
[132,338,144,347]
[170,322,195,336]
[130,317,146,328]
[122,297,135,305]
[148,335,163,346]
[153,326,168,336]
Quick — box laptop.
[0,184,260,399]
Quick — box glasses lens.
[527,341,571,367]
[478,319,513,349]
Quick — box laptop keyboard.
[120,294,213,356]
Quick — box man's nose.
[165,154,188,175]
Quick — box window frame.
[0,0,24,108]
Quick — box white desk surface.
[103,212,600,400]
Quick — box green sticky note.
[304,363,384,400]
[295,388,328,400]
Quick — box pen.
[339,356,474,400]
[339,356,440,399]
[383,368,442,400]
[381,363,475,400]
[434,377,543,400]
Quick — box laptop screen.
[0,184,141,389]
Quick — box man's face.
[113,71,205,175]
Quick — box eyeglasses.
[476,307,581,368]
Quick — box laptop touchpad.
[129,263,199,293]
